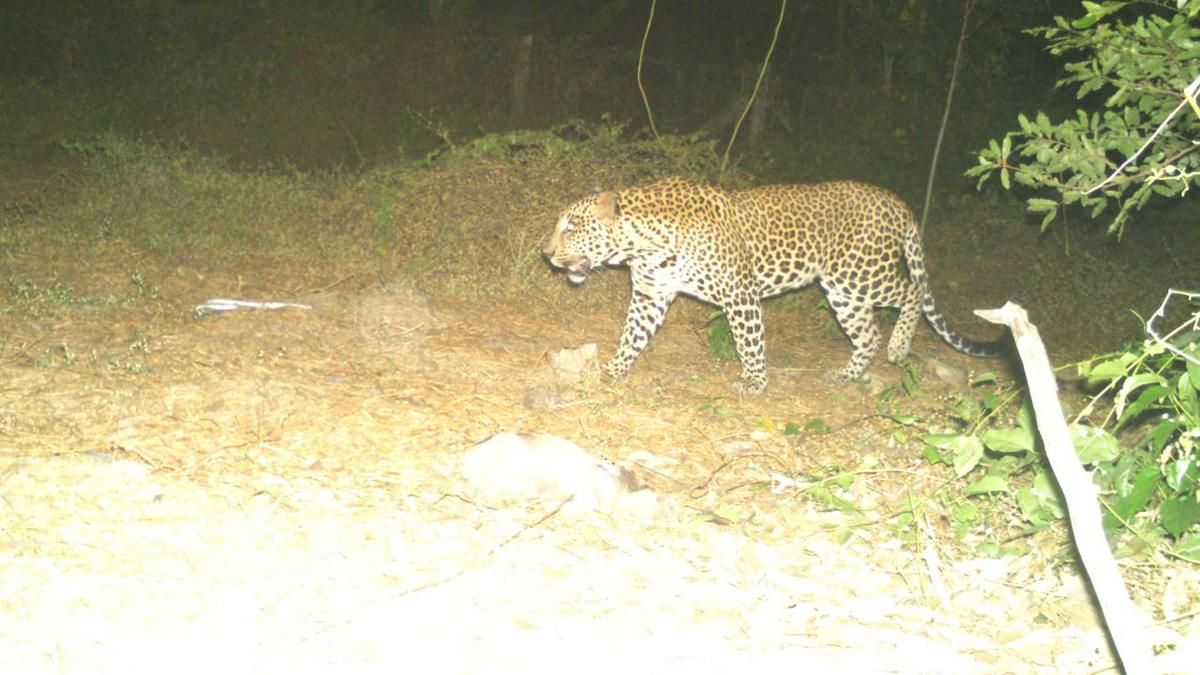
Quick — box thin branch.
[637,0,659,140]
[921,0,974,235]
[1084,74,1200,195]
[1147,289,1200,366]
[721,0,787,174]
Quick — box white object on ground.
[194,298,313,317]
[463,432,655,517]
[547,344,598,382]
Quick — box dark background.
[2,0,1079,194]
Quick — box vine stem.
[637,0,659,139]
[921,0,974,235]
[721,0,787,174]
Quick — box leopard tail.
[902,222,1002,358]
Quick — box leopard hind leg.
[821,284,881,384]
[886,282,924,364]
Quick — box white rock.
[463,432,652,516]
[547,344,598,382]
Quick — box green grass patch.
[7,124,730,304]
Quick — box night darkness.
[3,1,1078,176]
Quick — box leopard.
[542,176,1000,395]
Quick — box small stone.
[547,343,598,382]
[927,356,969,387]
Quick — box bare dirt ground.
[2,230,1197,675]
[2,144,1199,674]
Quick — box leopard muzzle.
[544,251,593,285]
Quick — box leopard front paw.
[820,369,849,386]
[601,360,630,382]
[822,368,865,386]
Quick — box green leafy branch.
[967,0,1200,236]
[924,300,1200,561]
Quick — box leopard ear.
[594,191,622,222]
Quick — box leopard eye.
[562,220,576,234]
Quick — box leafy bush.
[704,311,740,363]
[925,302,1200,560]
[968,0,1200,235]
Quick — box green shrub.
[969,1,1200,236]
[925,302,1200,560]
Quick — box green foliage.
[803,418,830,434]
[435,118,628,162]
[2,273,155,321]
[925,308,1200,561]
[42,133,342,259]
[968,0,1200,236]
[704,310,740,363]
[13,125,729,306]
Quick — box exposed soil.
[2,157,1199,674]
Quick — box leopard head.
[542,190,623,285]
